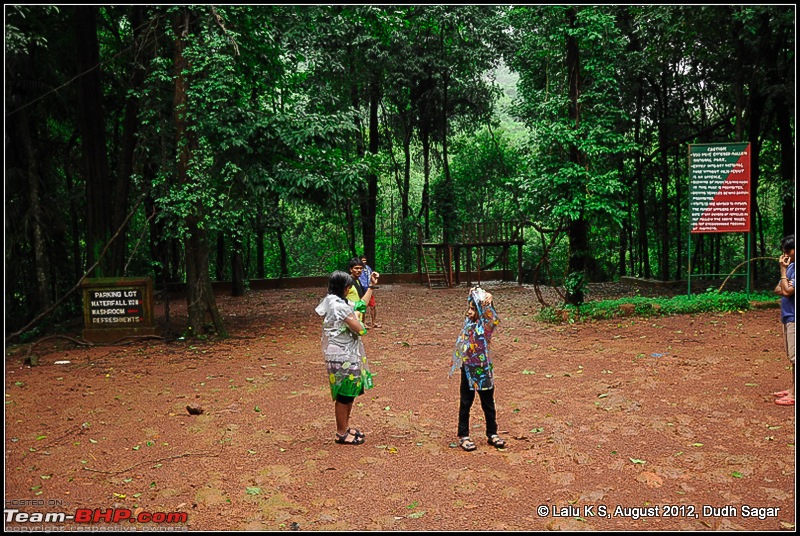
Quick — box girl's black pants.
[457,366,497,438]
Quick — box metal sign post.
[687,142,752,296]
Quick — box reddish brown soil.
[4,283,796,531]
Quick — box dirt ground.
[4,282,796,531]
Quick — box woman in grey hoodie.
[314,269,379,445]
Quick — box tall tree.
[5,5,794,340]
[106,5,153,275]
[509,6,630,297]
[731,6,795,277]
[6,5,79,330]
[411,6,508,241]
[75,6,114,276]
[170,7,227,336]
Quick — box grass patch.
[538,290,776,324]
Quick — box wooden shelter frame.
[417,221,525,288]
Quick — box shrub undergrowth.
[537,291,776,324]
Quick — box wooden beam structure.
[418,221,525,288]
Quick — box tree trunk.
[360,75,380,265]
[276,224,289,277]
[65,137,83,284]
[343,200,357,260]
[183,223,226,336]
[419,129,431,240]
[565,6,589,302]
[633,85,650,278]
[747,90,765,285]
[349,57,365,263]
[110,5,148,275]
[231,232,245,297]
[400,113,412,271]
[267,194,289,277]
[255,217,265,279]
[730,12,755,285]
[75,6,113,276]
[16,106,51,313]
[674,145,684,280]
[440,67,454,285]
[657,74,670,281]
[774,93,795,237]
[173,7,227,338]
[216,233,225,280]
[619,216,629,277]
[618,156,629,277]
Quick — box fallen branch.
[717,256,778,293]
[18,334,92,366]
[83,451,220,475]
[14,333,170,366]
[83,432,228,475]
[33,423,89,452]
[6,194,147,345]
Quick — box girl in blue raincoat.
[449,287,506,451]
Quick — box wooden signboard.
[81,277,159,343]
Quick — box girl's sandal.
[459,436,477,452]
[335,430,365,445]
[487,434,507,449]
[349,428,365,440]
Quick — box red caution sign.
[689,142,751,234]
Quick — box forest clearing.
[4,283,795,531]
[4,8,795,530]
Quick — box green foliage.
[563,271,587,299]
[431,177,459,243]
[3,5,793,338]
[538,291,775,324]
[4,5,60,53]
[447,129,526,222]
[508,6,632,231]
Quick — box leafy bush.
[537,291,776,323]
[563,271,587,306]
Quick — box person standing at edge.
[773,235,795,406]
[360,255,380,328]
[346,257,368,323]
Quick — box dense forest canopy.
[4,5,795,339]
